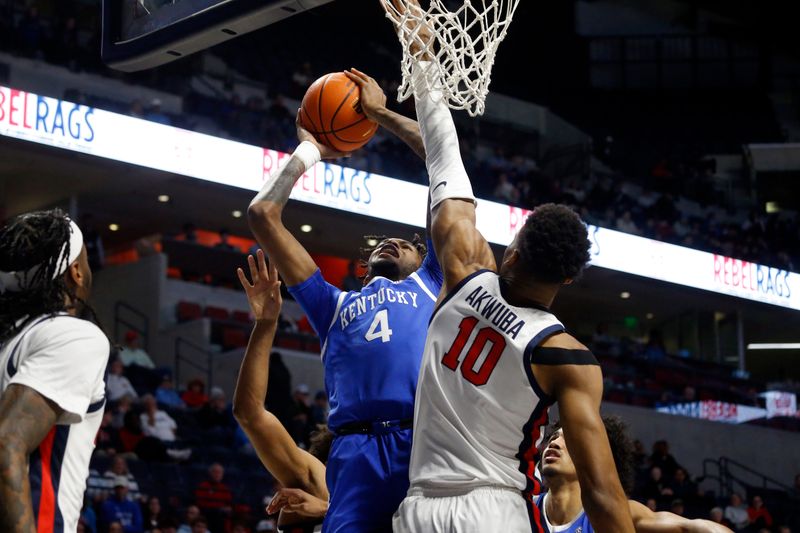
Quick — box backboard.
[102,0,334,72]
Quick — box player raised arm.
[384,0,495,292]
[0,385,61,533]
[534,333,635,532]
[344,68,426,161]
[232,250,327,499]
[247,115,348,286]
[628,500,733,533]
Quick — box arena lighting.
[366,238,379,247]
[620,291,631,299]
[646,313,654,319]
[300,224,313,233]
[157,194,170,203]
[108,223,119,231]
[746,343,800,350]
[1,85,799,311]
[232,210,243,218]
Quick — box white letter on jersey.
[365,309,393,343]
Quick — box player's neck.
[545,478,584,526]
[498,275,557,309]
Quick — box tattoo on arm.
[251,157,306,208]
[0,384,61,533]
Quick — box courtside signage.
[1,85,798,310]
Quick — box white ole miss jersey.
[0,313,109,533]
[409,270,565,496]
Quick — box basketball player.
[247,71,441,532]
[233,249,327,533]
[537,417,732,533]
[384,2,634,531]
[0,209,110,533]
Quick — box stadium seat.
[176,301,203,322]
[204,306,230,321]
[222,327,249,349]
[232,310,251,324]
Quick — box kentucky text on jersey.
[339,287,420,329]
[464,285,526,339]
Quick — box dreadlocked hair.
[0,209,101,344]
[540,416,636,496]
[308,424,333,464]
[358,234,427,274]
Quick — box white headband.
[0,218,84,294]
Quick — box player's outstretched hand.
[237,249,282,323]
[381,0,434,58]
[344,69,387,122]
[295,109,350,160]
[266,487,328,520]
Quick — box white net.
[383,0,521,117]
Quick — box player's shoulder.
[33,315,110,351]
[537,331,588,351]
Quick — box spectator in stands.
[668,467,697,502]
[291,383,312,443]
[182,379,209,408]
[80,496,97,533]
[102,476,144,533]
[176,506,205,533]
[159,517,179,533]
[214,228,238,251]
[108,359,139,402]
[96,410,124,456]
[255,518,277,532]
[650,440,681,479]
[645,498,658,512]
[119,330,156,369]
[670,499,685,517]
[104,456,143,503]
[143,496,167,532]
[140,394,178,442]
[724,493,750,531]
[493,173,519,204]
[18,6,44,58]
[194,463,233,533]
[190,516,210,533]
[114,395,135,429]
[311,390,329,427]
[342,260,363,292]
[266,352,294,428]
[681,386,696,403]
[643,330,667,360]
[80,213,105,271]
[709,507,731,528]
[747,495,773,530]
[155,375,186,408]
[130,99,145,119]
[291,62,314,94]
[643,466,671,504]
[181,223,198,243]
[198,386,235,432]
[109,522,125,533]
[616,210,641,235]
[145,98,171,125]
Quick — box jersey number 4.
[441,317,506,386]
[365,309,393,343]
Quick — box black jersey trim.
[522,324,565,404]
[428,268,493,325]
[530,347,599,366]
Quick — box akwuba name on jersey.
[464,285,526,339]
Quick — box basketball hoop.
[383,0,521,117]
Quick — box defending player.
[537,418,732,533]
[0,209,110,533]
[246,72,442,532]
[232,249,328,533]
[385,1,635,531]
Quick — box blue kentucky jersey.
[287,239,442,430]
[533,494,594,533]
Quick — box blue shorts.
[322,428,412,533]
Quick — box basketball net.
[384,0,521,117]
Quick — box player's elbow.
[232,400,257,426]
[247,202,282,230]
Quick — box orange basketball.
[299,72,379,153]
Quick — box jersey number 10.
[441,317,507,386]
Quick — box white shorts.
[392,486,534,533]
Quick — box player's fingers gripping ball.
[299,72,379,153]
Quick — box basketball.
[299,72,379,153]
